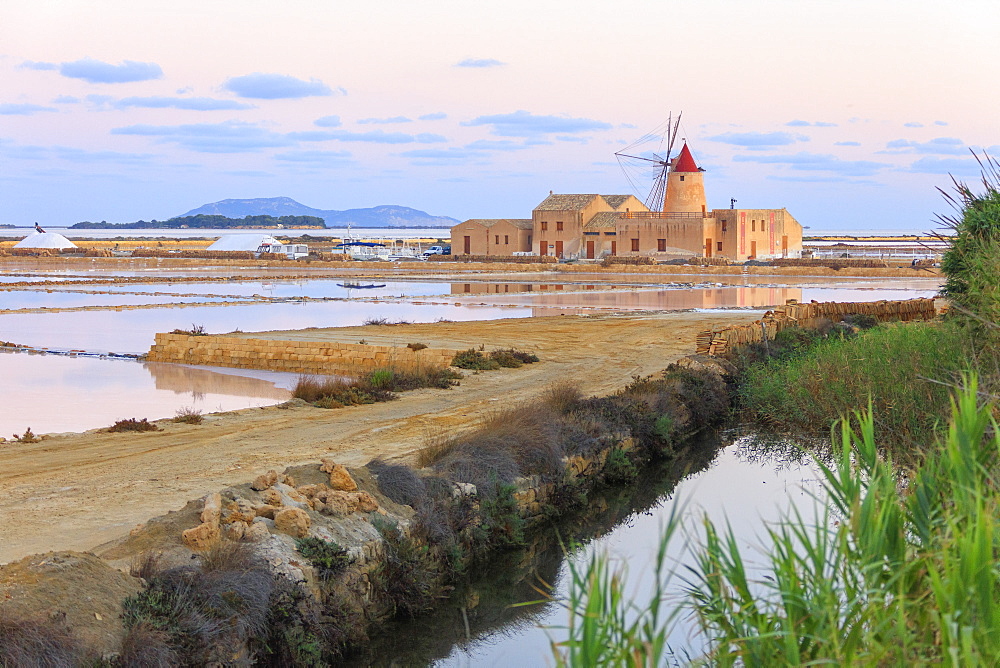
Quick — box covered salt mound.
[207,234,283,252]
[13,231,77,250]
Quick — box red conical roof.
[673,142,699,172]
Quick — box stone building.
[451,219,533,255]
[450,141,802,261]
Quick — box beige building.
[449,141,803,262]
[451,219,532,255]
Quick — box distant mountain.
[179,197,459,228]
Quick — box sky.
[1,0,998,233]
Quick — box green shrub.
[452,348,501,370]
[295,537,350,579]
[939,153,1000,325]
[602,447,639,485]
[369,518,443,618]
[109,417,160,433]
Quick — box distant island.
[179,197,459,228]
[67,197,459,230]
[70,214,326,230]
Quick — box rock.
[274,508,311,538]
[674,354,737,379]
[261,483,309,509]
[328,465,358,492]
[274,482,307,503]
[244,520,270,542]
[316,490,379,516]
[200,492,222,525]
[355,491,379,513]
[319,458,337,473]
[280,473,297,488]
[296,484,326,499]
[251,470,278,491]
[453,482,477,498]
[182,522,220,549]
[221,498,257,525]
[255,504,278,519]
[223,521,249,540]
[317,491,359,517]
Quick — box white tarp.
[13,232,77,250]
[207,234,283,251]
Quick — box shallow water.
[355,433,827,666]
[0,350,296,436]
[0,301,533,354]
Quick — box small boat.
[338,282,387,289]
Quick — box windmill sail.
[615,112,682,212]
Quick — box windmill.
[615,112,683,212]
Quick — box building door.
[555,240,564,258]
[586,240,595,259]
[705,238,713,257]
[611,240,617,256]
[750,240,757,259]
[539,240,547,256]
[782,235,788,256]
[463,236,471,254]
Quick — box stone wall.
[146,333,458,375]
[695,297,937,356]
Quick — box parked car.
[422,245,449,256]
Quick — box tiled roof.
[601,195,632,209]
[534,194,600,211]
[584,211,620,230]
[460,218,533,229]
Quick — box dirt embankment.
[0,311,761,565]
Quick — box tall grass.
[553,379,1000,664]
[739,321,974,450]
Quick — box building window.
[631,238,639,252]
[495,235,499,245]
[721,222,727,232]
[504,235,509,244]
[751,220,756,232]
[657,238,666,252]
[556,221,564,231]
[540,221,548,231]
[717,241,723,252]
[679,175,685,182]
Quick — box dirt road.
[0,310,764,564]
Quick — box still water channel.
[353,431,827,666]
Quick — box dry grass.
[0,611,92,667]
[173,406,203,424]
[117,621,178,667]
[366,460,428,506]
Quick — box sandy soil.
[0,310,764,565]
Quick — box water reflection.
[450,284,804,311]
[352,431,827,666]
[143,362,292,400]
[0,350,292,436]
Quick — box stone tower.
[662,142,707,214]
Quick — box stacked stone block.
[147,333,458,375]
